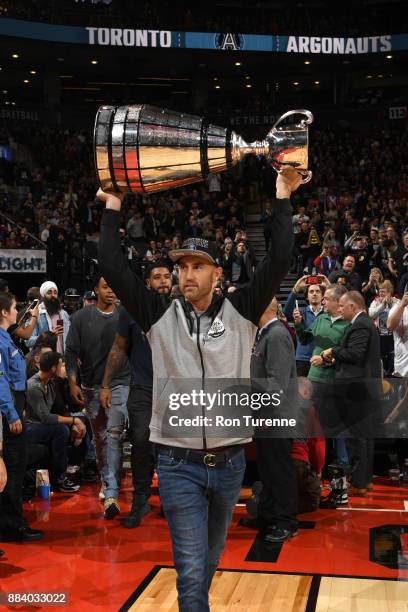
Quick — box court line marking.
[336,506,408,512]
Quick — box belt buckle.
[203,453,216,467]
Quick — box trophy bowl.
[94,105,313,194]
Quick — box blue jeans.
[157,448,246,612]
[83,384,129,499]
[335,437,349,465]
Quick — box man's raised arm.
[228,169,301,325]
[97,189,166,332]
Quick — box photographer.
[25,282,70,354]
[345,234,371,280]
[329,255,362,291]
[387,291,408,377]
[369,281,398,375]
[284,275,326,376]
[227,240,256,288]
[362,268,383,307]
[313,243,340,277]
[9,300,40,345]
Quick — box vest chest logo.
[207,317,225,339]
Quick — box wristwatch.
[320,351,335,366]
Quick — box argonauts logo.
[215,33,245,51]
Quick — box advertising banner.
[0,249,47,273]
[1,18,407,54]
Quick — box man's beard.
[44,297,61,316]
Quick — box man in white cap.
[26,281,70,354]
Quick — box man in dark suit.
[321,291,382,495]
[250,297,298,542]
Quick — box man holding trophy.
[95,104,312,611]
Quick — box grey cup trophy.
[94,105,313,194]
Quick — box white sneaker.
[66,465,80,474]
[99,484,105,501]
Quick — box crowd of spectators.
[1,119,407,295]
[0,112,407,560]
[1,114,408,380]
[1,0,406,36]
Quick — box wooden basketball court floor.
[1,473,407,611]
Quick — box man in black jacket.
[328,255,362,291]
[250,297,298,542]
[322,291,382,494]
[100,262,173,528]
[97,169,302,612]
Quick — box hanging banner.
[0,18,407,54]
[0,249,47,273]
[0,108,40,121]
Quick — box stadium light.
[293,82,299,86]
[91,60,98,65]
[246,84,252,88]
[386,55,392,59]
[314,81,320,85]
[215,85,221,89]
[12,53,19,59]
[235,62,242,66]
[304,61,311,65]
[366,75,373,79]
[23,79,30,84]
[30,70,37,75]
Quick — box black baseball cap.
[65,288,80,298]
[83,290,96,300]
[144,260,173,279]
[169,238,220,265]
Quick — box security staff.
[0,292,43,542]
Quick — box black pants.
[25,422,70,482]
[346,437,374,488]
[379,334,394,376]
[127,384,155,504]
[339,386,375,489]
[255,436,298,531]
[296,360,311,377]
[0,391,28,532]
[293,459,321,513]
[312,381,342,436]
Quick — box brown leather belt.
[158,445,243,467]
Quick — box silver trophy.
[94,105,313,194]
